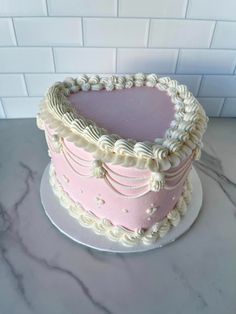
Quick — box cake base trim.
[49,164,192,247]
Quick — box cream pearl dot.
[146,205,158,215]
[96,197,105,206]
[63,175,69,183]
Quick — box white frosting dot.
[146,204,159,215]
[96,197,105,206]
[63,175,69,183]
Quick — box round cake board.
[40,164,203,254]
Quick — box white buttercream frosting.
[149,172,165,192]
[91,160,107,178]
[50,134,62,153]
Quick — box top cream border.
[37,73,208,172]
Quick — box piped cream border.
[37,73,208,171]
[49,164,192,247]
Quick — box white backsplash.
[0,0,236,118]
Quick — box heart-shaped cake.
[37,73,208,246]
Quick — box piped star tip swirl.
[38,73,208,172]
[149,172,165,192]
[91,160,107,179]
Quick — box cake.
[37,73,208,246]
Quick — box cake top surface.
[69,86,175,142]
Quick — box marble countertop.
[0,118,236,314]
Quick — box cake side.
[45,124,193,232]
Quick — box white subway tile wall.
[47,0,117,17]
[220,98,236,116]
[0,0,47,16]
[14,18,83,46]
[177,50,236,74]
[199,76,236,97]
[117,49,178,73]
[149,20,215,48]
[119,0,188,18]
[187,0,236,20]
[0,19,16,45]
[0,48,54,72]
[2,97,42,118]
[83,18,149,47]
[53,48,116,72]
[211,22,236,49]
[0,74,27,96]
[0,0,235,118]
[197,98,224,117]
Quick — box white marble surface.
[0,118,236,314]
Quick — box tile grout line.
[115,48,118,72]
[116,0,119,17]
[184,0,190,18]
[146,19,151,47]
[81,17,85,46]
[23,74,29,96]
[209,21,217,48]
[51,48,57,72]
[174,49,180,73]
[196,75,204,97]
[45,0,49,16]
[0,71,236,76]
[1,15,234,21]
[218,98,226,116]
[1,46,236,51]
[232,56,236,74]
[0,98,7,118]
[11,18,19,46]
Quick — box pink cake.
[37,73,208,246]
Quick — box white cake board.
[40,164,202,253]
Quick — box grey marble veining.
[0,118,236,314]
